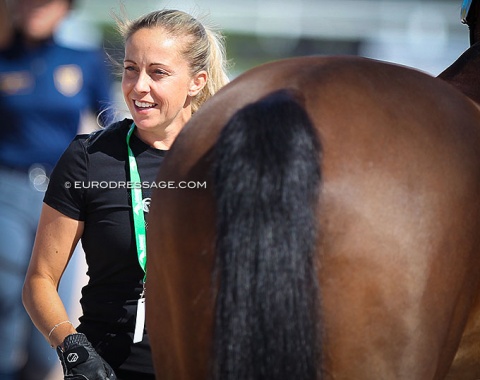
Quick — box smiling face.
[121,27,206,142]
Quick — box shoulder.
[52,119,133,179]
[85,118,133,152]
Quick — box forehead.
[125,27,188,60]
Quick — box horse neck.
[437,42,480,106]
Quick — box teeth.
[135,100,155,108]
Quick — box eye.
[123,65,137,72]
[152,68,168,76]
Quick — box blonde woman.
[23,9,229,380]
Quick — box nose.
[133,71,150,94]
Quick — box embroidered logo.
[54,65,83,96]
[142,198,151,213]
[66,353,79,363]
[0,71,33,94]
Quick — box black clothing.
[44,118,166,375]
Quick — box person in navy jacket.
[0,0,114,379]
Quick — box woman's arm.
[22,203,84,349]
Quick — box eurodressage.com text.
[64,181,207,190]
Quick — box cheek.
[121,79,131,99]
[159,83,189,103]
[149,85,170,102]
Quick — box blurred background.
[60,0,471,116]
[65,0,469,74]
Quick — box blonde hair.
[117,9,230,113]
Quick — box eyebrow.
[123,59,167,67]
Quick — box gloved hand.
[56,333,117,380]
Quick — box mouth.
[134,100,157,110]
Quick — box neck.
[134,120,186,150]
[132,103,193,150]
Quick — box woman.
[22,9,229,380]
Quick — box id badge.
[133,297,145,343]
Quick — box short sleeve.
[44,135,89,220]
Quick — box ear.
[188,71,208,96]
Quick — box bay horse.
[146,55,480,379]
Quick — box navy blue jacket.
[0,33,114,172]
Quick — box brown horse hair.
[212,89,322,380]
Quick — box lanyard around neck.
[126,123,147,282]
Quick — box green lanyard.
[126,123,147,284]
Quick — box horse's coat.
[146,56,480,379]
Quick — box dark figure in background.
[436,1,480,377]
[0,0,114,379]
[438,0,480,103]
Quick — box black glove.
[56,333,117,380]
